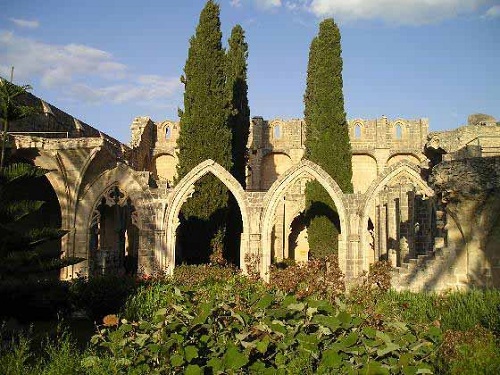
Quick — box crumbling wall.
[430,156,500,287]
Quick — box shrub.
[0,279,71,321]
[0,328,83,375]
[438,325,500,374]
[85,285,439,374]
[269,255,345,301]
[69,274,137,321]
[172,264,237,287]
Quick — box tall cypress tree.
[226,24,250,188]
[303,19,353,258]
[225,25,250,265]
[176,1,232,263]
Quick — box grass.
[1,267,500,374]
[378,289,500,332]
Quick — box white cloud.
[230,0,242,7]
[9,18,39,29]
[255,0,282,10]
[483,4,500,18]
[0,31,182,105]
[70,75,182,104]
[286,0,491,25]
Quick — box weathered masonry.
[9,92,500,291]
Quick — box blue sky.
[1,0,499,143]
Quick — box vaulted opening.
[88,186,139,275]
[175,174,243,268]
[269,176,341,265]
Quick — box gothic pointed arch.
[261,159,349,276]
[72,163,153,276]
[359,161,435,270]
[163,159,250,272]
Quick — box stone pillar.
[387,192,399,266]
[374,202,380,261]
[379,201,388,260]
[139,228,161,275]
[406,190,415,259]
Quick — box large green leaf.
[223,345,248,370]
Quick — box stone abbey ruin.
[7,90,500,292]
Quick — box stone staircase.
[391,247,465,292]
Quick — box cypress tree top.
[175,0,232,221]
[303,18,353,257]
[304,18,353,193]
[176,0,232,181]
[226,24,250,188]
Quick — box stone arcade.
[9,92,500,291]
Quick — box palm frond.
[0,199,45,222]
[0,163,48,183]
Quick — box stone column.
[379,199,388,260]
[374,204,380,261]
[387,191,399,266]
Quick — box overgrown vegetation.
[303,19,353,258]
[2,264,500,374]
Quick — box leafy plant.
[86,281,439,374]
[69,274,137,321]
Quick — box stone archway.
[261,160,349,277]
[73,164,153,277]
[360,162,434,271]
[163,160,250,274]
[88,185,140,275]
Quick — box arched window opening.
[273,125,281,139]
[354,124,361,139]
[176,175,243,268]
[165,126,172,140]
[288,213,309,262]
[395,124,403,139]
[89,186,139,276]
[271,178,341,266]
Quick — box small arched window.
[395,124,402,140]
[273,125,281,139]
[165,126,171,140]
[354,124,361,139]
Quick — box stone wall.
[429,157,500,288]
[9,89,500,291]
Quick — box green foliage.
[86,282,439,374]
[438,326,500,374]
[0,163,81,284]
[226,24,250,189]
[3,268,500,374]
[303,18,353,257]
[0,78,38,169]
[379,289,500,333]
[175,0,233,263]
[0,330,83,375]
[69,274,138,321]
